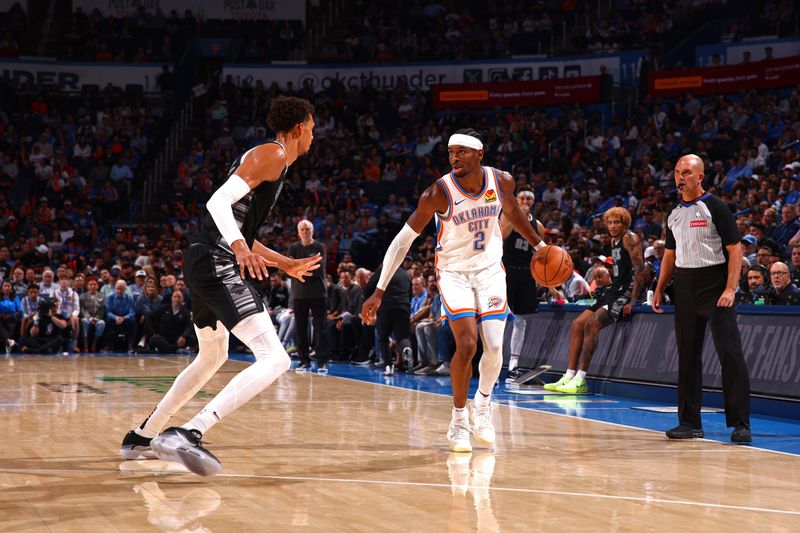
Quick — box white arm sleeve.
[206,174,251,246]
[376,224,419,291]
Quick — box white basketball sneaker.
[448,414,472,453]
[470,400,496,447]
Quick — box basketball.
[530,245,573,287]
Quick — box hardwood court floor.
[1,355,799,532]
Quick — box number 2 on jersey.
[473,231,485,251]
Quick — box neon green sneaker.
[555,377,589,394]
[543,374,573,391]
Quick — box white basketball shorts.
[437,264,508,323]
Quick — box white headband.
[448,134,483,151]
[517,191,535,199]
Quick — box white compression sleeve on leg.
[205,174,251,246]
[136,322,229,438]
[185,311,291,434]
[476,319,506,398]
[509,319,526,357]
[376,224,419,291]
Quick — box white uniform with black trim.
[435,166,508,323]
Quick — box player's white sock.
[184,312,290,434]
[135,322,229,438]
[452,406,468,421]
[575,370,587,381]
[477,319,505,395]
[474,389,491,407]
[564,369,576,379]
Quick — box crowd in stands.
[4,1,797,66]
[315,0,583,62]
[313,1,798,62]
[0,3,303,63]
[2,3,799,363]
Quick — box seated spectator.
[589,266,613,299]
[736,266,769,305]
[413,276,443,375]
[20,285,42,338]
[79,277,105,352]
[766,262,800,305]
[791,244,800,286]
[772,205,800,249]
[552,270,591,302]
[144,290,195,353]
[0,280,21,351]
[741,235,758,266]
[267,272,289,321]
[408,275,432,370]
[326,270,364,362]
[10,268,27,299]
[99,269,118,298]
[54,274,80,352]
[38,268,57,300]
[130,270,147,298]
[135,277,162,348]
[105,279,136,352]
[18,300,66,354]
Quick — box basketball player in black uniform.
[545,207,646,393]
[500,186,544,383]
[119,96,322,476]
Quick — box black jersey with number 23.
[192,141,288,253]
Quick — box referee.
[652,154,751,444]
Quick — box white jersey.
[434,166,505,272]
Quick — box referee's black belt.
[674,264,726,274]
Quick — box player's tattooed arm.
[623,231,647,306]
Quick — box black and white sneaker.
[120,430,157,460]
[150,427,221,477]
[504,367,527,384]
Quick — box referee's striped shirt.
[665,192,740,268]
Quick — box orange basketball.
[530,245,573,288]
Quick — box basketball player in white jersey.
[119,96,322,475]
[362,129,545,452]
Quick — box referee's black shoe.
[731,425,752,444]
[665,424,704,439]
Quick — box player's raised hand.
[361,292,383,326]
[284,254,322,282]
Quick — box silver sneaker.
[150,427,221,477]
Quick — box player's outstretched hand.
[361,293,382,326]
[284,254,322,282]
[234,245,276,281]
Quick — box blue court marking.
[317,362,800,457]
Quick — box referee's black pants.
[673,265,750,429]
